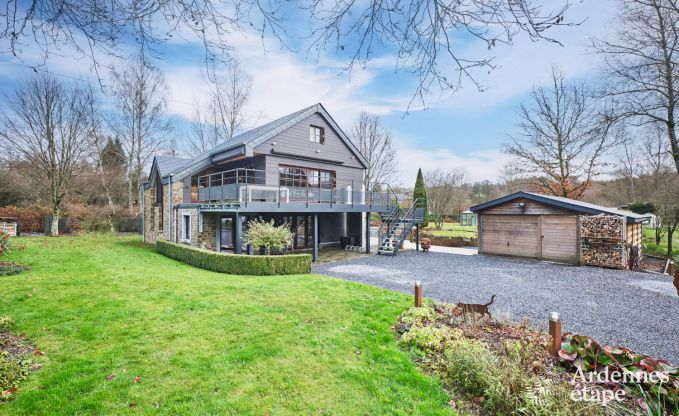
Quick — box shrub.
[244,218,294,255]
[0,231,10,256]
[0,205,51,233]
[399,306,436,327]
[445,338,495,397]
[399,324,462,352]
[156,240,311,275]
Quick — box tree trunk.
[668,226,674,258]
[51,207,60,237]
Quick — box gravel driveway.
[313,250,679,364]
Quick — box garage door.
[481,215,539,258]
[540,215,578,263]
[481,214,579,263]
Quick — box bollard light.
[548,311,562,357]
[414,281,422,308]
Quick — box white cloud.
[163,31,411,128]
[393,139,510,185]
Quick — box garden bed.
[1,317,41,401]
[0,262,31,277]
[396,303,678,415]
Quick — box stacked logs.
[580,242,627,268]
[580,214,625,240]
[580,215,627,269]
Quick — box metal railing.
[194,167,396,209]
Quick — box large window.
[309,125,325,144]
[278,165,336,190]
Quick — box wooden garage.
[470,192,649,265]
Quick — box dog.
[456,295,495,319]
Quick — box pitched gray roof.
[166,103,368,180]
[155,156,192,176]
[470,191,652,223]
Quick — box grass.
[643,227,679,261]
[0,235,454,415]
[424,223,477,239]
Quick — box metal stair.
[377,199,420,256]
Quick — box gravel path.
[313,250,679,364]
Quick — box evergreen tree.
[413,168,428,227]
[100,137,126,172]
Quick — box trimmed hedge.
[155,240,312,276]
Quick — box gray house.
[142,103,399,260]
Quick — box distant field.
[643,227,679,261]
[424,222,477,238]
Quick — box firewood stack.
[580,215,627,269]
[580,215,625,240]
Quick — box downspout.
[139,183,145,237]
[168,174,173,242]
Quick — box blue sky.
[0,0,617,185]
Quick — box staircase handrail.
[390,198,422,255]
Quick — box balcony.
[195,168,394,212]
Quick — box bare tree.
[349,112,398,189]
[593,0,679,175]
[307,0,574,110]
[0,73,91,236]
[613,127,640,202]
[639,127,679,254]
[110,52,170,213]
[506,67,611,200]
[2,0,572,107]
[188,58,252,155]
[499,159,529,194]
[425,168,466,230]
[85,86,116,233]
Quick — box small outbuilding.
[470,192,650,265]
[459,210,477,226]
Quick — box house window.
[278,165,336,190]
[182,214,191,242]
[310,125,325,144]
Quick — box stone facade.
[175,209,218,251]
[143,180,183,245]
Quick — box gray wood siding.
[264,154,364,189]
[254,113,364,169]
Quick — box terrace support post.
[415,225,420,251]
[216,216,221,253]
[312,214,319,262]
[365,211,371,254]
[234,213,243,254]
[414,281,422,307]
[548,312,561,356]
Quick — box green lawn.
[424,223,477,238]
[643,227,679,261]
[0,235,454,415]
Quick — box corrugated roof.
[470,191,652,223]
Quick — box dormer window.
[310,125,325,144]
